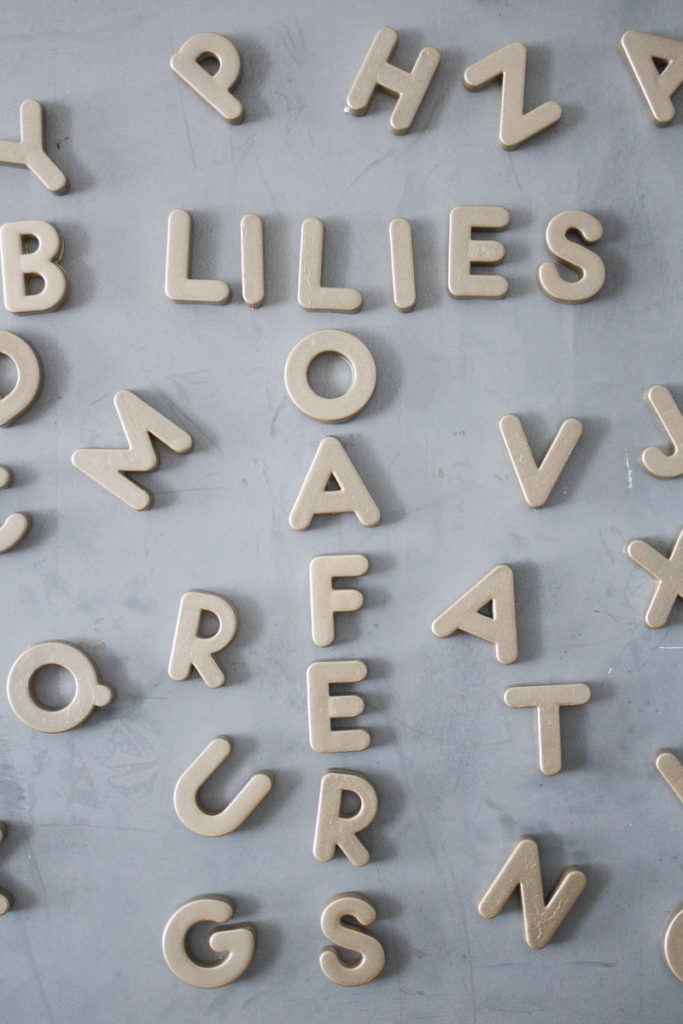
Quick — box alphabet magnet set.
[0,3,682,1022]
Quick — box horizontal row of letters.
[165,207,607,308]
[3,325,683,562]
[0,28,680,205]
[0,209,606,317]
[159,834,588,988]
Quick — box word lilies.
[284,310,385,983]
[163,206,607,310]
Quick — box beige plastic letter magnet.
[345,27,440,134]
[173,736,273,837]
[0,331,39,553]
[448,206,510,299]
[284,329,376,423]
[640,386,683,478]
[309,554,369,647]
[307,661,370,753]
[0,466,30,554]
[0,100,68,193]
[7,641,114,733]
[656,750,683,805]
[499,414,583,508]
[432,564,517,665]
[298,219,362,313]
[313,769,378,867]
[625,527,683,628]
[663,905,683,982]
[478,836,587,949]
[240,214,264,308]
[389,218,416,312]
[504,683,591,775]
[72,390,193,510]
[0,220,69,314]
[464,42,562,149]
[320,893,385,986]
[619,31,683,125]
[168,591,238,688]
[0,824,12,915]
[170,33,244,123]
[165,210,230,304]
[0,331,41,426]
[537,211,605,304]
[289,437,380,530]
[162,896,254,987]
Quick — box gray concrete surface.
[0,1,681,1021]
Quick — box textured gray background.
[0,1,682,1021]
